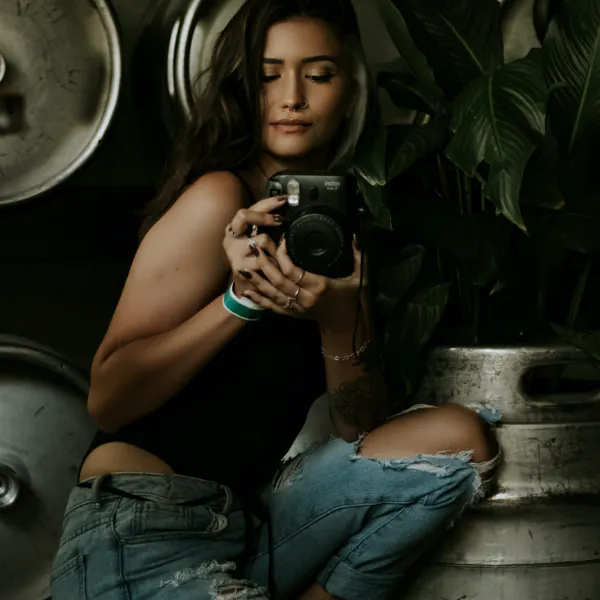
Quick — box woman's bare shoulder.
[170,170,249,220]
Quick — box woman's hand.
[241,236,367,329]
[222,195,287,297]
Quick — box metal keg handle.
[514,346,600,408]
[0,53,26,135]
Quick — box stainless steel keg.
[0,335,96,600]
[404,345,600,600]
[0,0,122,206]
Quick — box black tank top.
[84,174,327,496]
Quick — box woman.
[51,1,499,599]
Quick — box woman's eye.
[262,74,279,83]
[309,74,335,83]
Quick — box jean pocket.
[51,555,87,600]
[124,500,228,542]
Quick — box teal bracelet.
[222,286,265,321]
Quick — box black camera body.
[263,171,361,279]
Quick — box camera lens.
[305,232,328,256]
[287,213,346,275]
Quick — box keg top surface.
[0,0,121,206]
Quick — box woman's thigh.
[245,413,492,599]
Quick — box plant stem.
[437,155,451,200]
[463,173,472,215]
[566,255,592,331]
[455,263,463,299]
[479,183,486,211]
[455,166,464,215]
[473,286,479,344]
[536,281,547,334]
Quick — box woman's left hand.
[240,237,366,328]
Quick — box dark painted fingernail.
[263,248,272,258]
[249,244,260,257]
[273,214,285,223]
[239,270,253,279]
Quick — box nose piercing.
[290,100,309,112]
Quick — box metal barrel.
[0,335,96,600]
[404,346,600,600]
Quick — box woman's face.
[260,18,352,163]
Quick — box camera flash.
[287,179,300,206]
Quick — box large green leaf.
[375,245,426,315]
[385,282,451,402]
[355,175,392,230]
[391,196,512,288]
[387,116,448,180]
[519,140,565,210]
[445,50,548,230]
[551,325,600,362]
[375,0,437,87]
[378,71,444,113]
[393,0,504,100]
[543,0,600,156]
[352,110,387,186]
[524,206,600,253]
[388,282,451,349]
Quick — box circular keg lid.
[0,335,96,600]
[0,0,122,206]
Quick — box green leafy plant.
[351,0,600,406]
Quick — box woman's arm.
[320,290,388,442]
[88,172,283,434]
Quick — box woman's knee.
[358,403,499,464]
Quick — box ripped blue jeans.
[51,405,500,600]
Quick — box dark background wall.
[0,1,159,370]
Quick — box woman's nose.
[282,75,306,112]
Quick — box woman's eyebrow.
[263,55,339,65]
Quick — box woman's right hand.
[223,194,288,297]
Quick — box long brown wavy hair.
[140,0,379,239]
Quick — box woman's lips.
[271,123,312,134]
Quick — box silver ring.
[250,224,258,238]
[284,298,294,309]
[293,287,301,300]
[248,238,258,252]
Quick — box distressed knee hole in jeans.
[159,561,268,599]
[210,579,269,600]
[351,401,502,513]
[271,440,328,492]
[159,561,236,589]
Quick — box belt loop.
[92,473,110,509]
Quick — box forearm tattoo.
[329,374,388,429]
